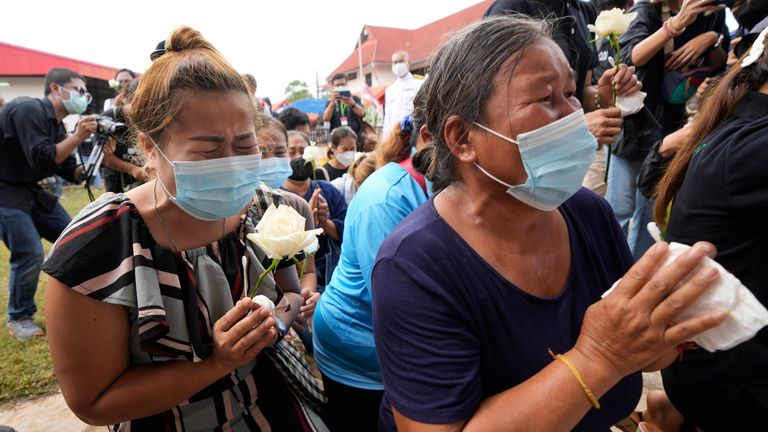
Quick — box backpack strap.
[317,166,330,182]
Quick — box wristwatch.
[274,315,287,343]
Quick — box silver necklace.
[153,179,181,253]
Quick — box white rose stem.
[242,256,249,300]
[605,54,618,183]
[245,258,281,317]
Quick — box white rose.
[108,79,120,91]
[303,146,323,163]
[587,8,637,38]
[247,204,324,260]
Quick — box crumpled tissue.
[616,91,646,117]
[602,224,768,352]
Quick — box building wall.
[0,76,46,101]
[343,64,397,93]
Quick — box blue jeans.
[605,153,655,261]
[0,201,71,321]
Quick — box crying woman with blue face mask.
[41,26,328,431]
[370,15,728,432]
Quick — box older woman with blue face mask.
[371,15,727,432]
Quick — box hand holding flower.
[246,204,323,299]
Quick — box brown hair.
[129,26,257,153]
[654,37,768,225]
[350,153,377,185]
[375,86,426,169]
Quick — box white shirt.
[383,73,423,137]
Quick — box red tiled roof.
[328,0,493,79]
[0,42,120,81]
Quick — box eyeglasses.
[61,85,93,104]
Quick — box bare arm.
[390,242,726,431]
[300,255,317,293]
[46,277,276,425]
[631,0,725,68]
[273,265,302,327]
[393,346,621,432]
[322,94,338,122]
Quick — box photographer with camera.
[0,68,95,340]
[322,73,365,150]
[100,79,149,193]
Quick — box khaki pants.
[582,146,607,197]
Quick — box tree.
[284,80,313,102]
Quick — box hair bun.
[165,26,214,53]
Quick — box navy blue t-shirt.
[372,189,641,431]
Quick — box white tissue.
[602,242,768,352]
[252,294,275,313]
[616,91,646,117]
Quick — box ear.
[444,115,477,164]
[139,133,156,162]
[417,124,432,150]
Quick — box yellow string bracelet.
[548,348,601,409]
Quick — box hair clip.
[742,26,768,68]
[400,115,414,134]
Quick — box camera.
[96,115,127,140]
[339,90,352,98]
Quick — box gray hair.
[424,15,551,190]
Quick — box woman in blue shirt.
[371,15,727,432]
[312,92,431,432]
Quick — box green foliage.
[0,186,97,404]
[284,80,313,102]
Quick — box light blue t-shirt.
[313,162,427,390]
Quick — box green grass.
[0,186,98,404]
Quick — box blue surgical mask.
[60,87,89,115]
[153,139,262,220]
[260,157,293,189]
[473,109,596,211]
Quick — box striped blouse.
[42,188,326,432]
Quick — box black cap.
[150,40,166,61]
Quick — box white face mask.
[392,62,409,78]
[334,150,356,167]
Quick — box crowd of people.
[0,0,766,431]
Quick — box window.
[365,73,372,86]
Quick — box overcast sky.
[1,0,482,101]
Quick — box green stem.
[248,258,280,299]
[610,35,621,107]
[292,256,306,279]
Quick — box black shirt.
[315,162,347,182]
[0,97,80,212]
[100,106,141,193]
[485,0,599,101]
[663,92,768,413]
[325,96,365,149]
